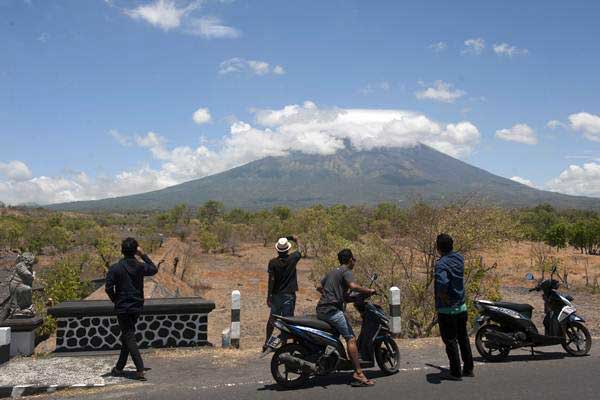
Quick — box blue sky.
[1,0,600,204]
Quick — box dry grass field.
[172,238,600,348]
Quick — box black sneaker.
[110,368,123,377]
[462,370,475,377]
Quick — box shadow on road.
[100,367,153,381]
[424,363,461,385]
[257,370,394,391]
[473,351,571,363]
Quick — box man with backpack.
[105,237,159,381]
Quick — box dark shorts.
[319,309,354,339]
[270,293,296,317]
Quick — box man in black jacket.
[105,237,158,380]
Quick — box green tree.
[272,206,292,221]
[544,223,568,251]
[0,218,24,248]
[225,208,251,224]
[93,229,121,271]
[197,200,225,225]
[198,229,219,253]
[252,211,282,247]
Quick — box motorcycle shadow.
[473,350,571,363]
[258,370,394,391]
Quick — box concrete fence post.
[0,327,10,365]
[389,286,401,337]
[231,290,241,349]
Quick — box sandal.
[351,373,375,387]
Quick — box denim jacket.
[434,252,465,310]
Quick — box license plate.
[266,335,281,349]
[260,335,281,358]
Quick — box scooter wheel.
[375,336,400,374]
[475,325,510,362]
[562,321,592,356]
[271,344,310,388]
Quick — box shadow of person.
[258,370,391,391]
[101,367,152,381]
[424,364,447,385]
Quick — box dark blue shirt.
[434,252,465,310]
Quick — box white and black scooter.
[473,267,591,361]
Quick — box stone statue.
[6,252,37,319]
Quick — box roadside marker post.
[389,286,401,337]
[231,290,241,349]
[0,327,10,365]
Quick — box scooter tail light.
[273,320,290,332]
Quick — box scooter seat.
[276,315,336,333]
[489,301,533,317]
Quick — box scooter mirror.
[525,273,535,281]
[372,273,379,281]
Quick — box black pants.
[438,311,474,376]
[116,313,144,372]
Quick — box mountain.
[48,145,600,211]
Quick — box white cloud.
[218,58,285,76]
[415,80,466,103]
[0,160,33,182]
[493,43,529,57]
[122,0,240,39]
[109,129,133,146]
[124,0,196,31]
[272,65,286,75]
[547,163,600,197]
[568,112,600,142]
[462,38,485,55]
[495,124,538,145]
[0,103,483,205]
[186,16,240,39]
[510,176,536,188]
[251,102,480,158]
[37,33,49,43]
[359,81,391,95]
[547,119,567,130]
[192,107,212,125]
[428,42,447,52]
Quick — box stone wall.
[48,298,215,353]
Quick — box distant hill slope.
[48,145,600,211]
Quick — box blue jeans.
[270,293,296,317]
[319,309,354,339]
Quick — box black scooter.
[264,274,400,388]
[473,267,592,361]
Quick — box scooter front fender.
[568,313,586,323]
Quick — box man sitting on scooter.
[316,249,376,387]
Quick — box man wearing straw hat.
[263,236,302,352]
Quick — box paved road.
[40,342,599,400]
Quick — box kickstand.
[530,346,534,356]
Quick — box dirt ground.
[32,237,600,355]
[176,239,600,346]
[179,241,321,348]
